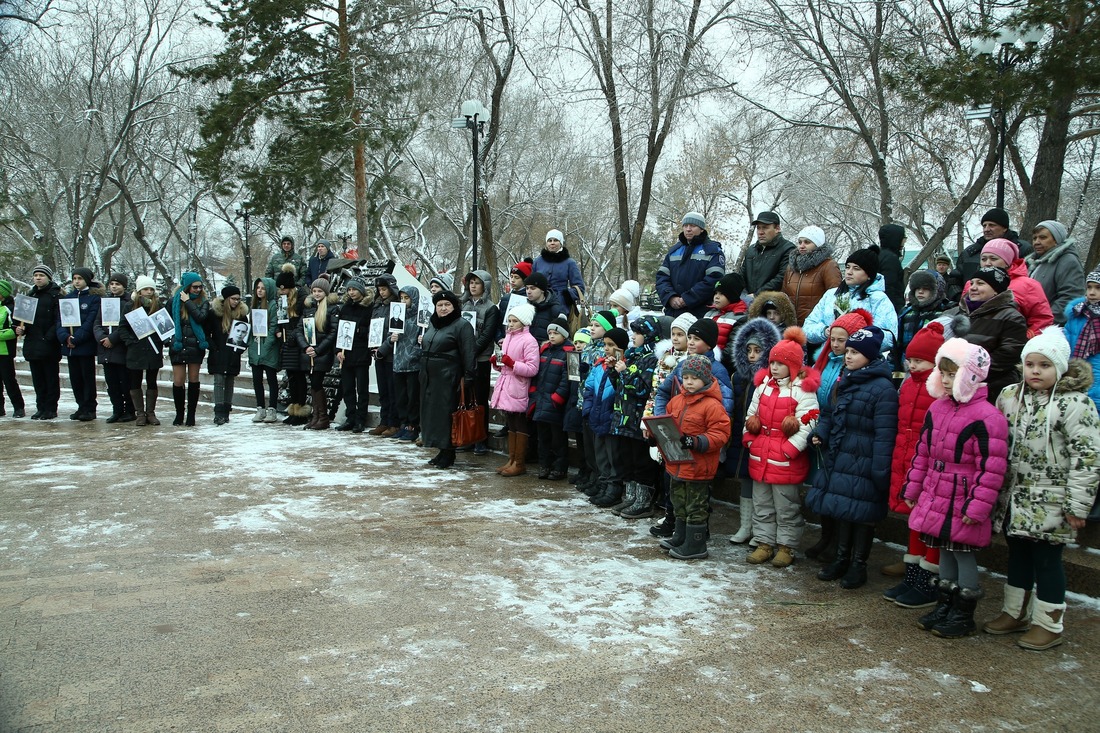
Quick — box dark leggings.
[1006,535,1067,604]
[287,370,307,405]
[474,360,491,433]
[129,368,158,389]
[308,369,329,390]
[252,365,278,408]
[394,370,420,427]
[504,410,528,434]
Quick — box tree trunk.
[1022,90,1074,233]
[1086,207,1100,272]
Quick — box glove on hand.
[501,354,515,368]
[680,435,696,450]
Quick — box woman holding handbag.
[419,290,477,469]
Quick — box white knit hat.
[670,313,697,335]
[546,229,564,243]
[509,303,536,326]
[796,225,826,248]
[609,288,635,313]
[1021,327,1070,379]
[135,275,156,292]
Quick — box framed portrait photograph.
[368,318,384,348]
[336,320,355,350]
[13,294,37,324]
[277,294,289,324]
[124,308,155,339]
[416,306,431,329]
[100,297,121,326]
[566,351,580,382]
[302,319,316,347]
[59,299,81,328]
[251,308,268,338]
[460,310,476,330]
[642,415,693,464]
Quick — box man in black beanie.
[953,207,1031,285]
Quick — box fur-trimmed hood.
[747,290,797,327]
[212,296,250,319]
[726,316,781,379]
[1056,358,1094,394]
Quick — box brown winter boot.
[308,390,330,430]
[501,434,528,477]
[497,432,515,474]
[145,389,161,425]
[131,389,147,426]
[983,585,1033,635]
[368,423,388,436]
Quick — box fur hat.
[546,229,564,243]
[32,264,53,280]
[796,226,826,248]
[682,212,706,229]
[592,310,617,332]
[981,208,1010,229]
[310,276,331,295]
[135,275,156,292]
[767,327,807,378]
[670,313,697,335]
[681,354,713,386]
[972,266,1010,294]
[929,338,992,403]
[609,287,635,313]
[981,237,1019,266]
[1021,326,1070,380]
[845,325,885,361]
[905,321,946,365]
[221,285,241,299]
[687,318,719,349]
[573,327,592,346]
[72,267,95,286]
[605,327,629,350]
[845,247,880,282]
[510,259,533,279]
[509,303,536,327]
[714,272,745,300]
[546,314,570,338]
[524,272,550,292]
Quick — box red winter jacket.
[889,368,937,514]
[742,368,821,485]
[665,379,731,482]
[705,301,747,353]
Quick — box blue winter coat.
[532,339,574,425]
[653,353,735,416]
[582,359,617,435]
[56,285,103,357]
[531,249,585,307]
[802,274,899,353]
[1063,297,1100,412]
[655,231,726,318]
[806,358,898,523]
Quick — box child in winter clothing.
[606,315,662,517]
[531,315,575,481]
[884,322,945,608]
[335,278,373,432]
[990,329,1100,650]
[903,339,1010,638]
[653,318,735,418]
[807,325,898,590]
[378,285,423,441]
[723,316,782,545]
[298,277,340,430]
[57,267,103,421]
[577,310,617,496]
[490,303,540,477]
[205,285,250,425]
[119,276,166,426]
[943,266,1027,404]
[94,273,134,422]
[496,260,532,342]
[742,327,820,567]
[369,274,400,435]
[893,270,954,375]
[583,327,628,502]
[1061,267,1100,413]
[658,355,732,560]
[979,238,1053,337]
[0,280,26,418]
[704,272,747,356]
[565,327,591,476]
[746,290,796,332]
[248,277,281,423]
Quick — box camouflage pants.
[670,478,711,525]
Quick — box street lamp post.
[452,100,489,271]
[233,202,253,291]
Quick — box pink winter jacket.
[489,326,540,413]
[902,385,1010,548]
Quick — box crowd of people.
[1,212,1097,651]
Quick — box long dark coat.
[419,310,476,449]
[118,292,166,371]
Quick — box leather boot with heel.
[840,523,875,589]
[817,519,852,581]
[131,389,147,427]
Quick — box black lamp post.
[453,100,489,271]
[233,202,253,290]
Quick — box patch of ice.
[969,680,991,693]
[55,519,136,547]
[211,494,344,532]
[851,661,909,682]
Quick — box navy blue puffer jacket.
[532,340,574,425]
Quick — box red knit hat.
[768,327,807,377]
[510,260,533,278]
[905,321,945,365]
[813,308,873,371]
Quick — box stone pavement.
[0,411,1098,732]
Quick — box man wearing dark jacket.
[655,211,726,318]
[265,236,308,289]
[16,265,61,419]
[877,224,906,313]
[740,211,796,297]
[952,207,1032,285]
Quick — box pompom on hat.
[1021,326,1071,380]
[546,314,571,338]
[509,302,536,327]
[767,327,807,378]
[928,338,992,403]
[905,321,946,366]
[609,287,635,313]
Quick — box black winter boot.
[669,524,709,560]
[895,566,939,609]
[840,524,875,589]
[804,515,836,561]
[659,519,687,550]
[932,586,983,638]
[650,508,676,538]
[172,385,185,426]
[185,382,200,426]
[883,559,919,602]
[592,482,624,508]
[917,579,957,631]
[817,520,852,581]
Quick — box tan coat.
[782,257,842,326]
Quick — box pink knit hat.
[927,338,991,403]
[981,237,1019,267]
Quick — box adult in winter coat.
[334,278,374,432]
[976,238,1053,337]
[297,277,340,430]
[368,274,400,435]
[523,272,567,343]
[953,208,1032,285]
[419,290,477,469]
[462,269,502,451]
[490,303,540,476]
[1063,271,1100,412]
[942,267,1027,404]
[1025,220,1084,326]
[892,270,954,374]
[991,331,1100,650]
[167,272,211,426]
[306,240,336,284]
[275,265,309,425]
[265,235,308,289]
[741,211,796,297]
[877,224,907,312]
[205,286,250,425]
[94,273,134,422]
[803,248,899,357]
[119,276,166,426]
[247,277,281,423]
[807,325,898,590]
[531,229,585,311]
[16,265,62,419]
[655,211,726,318]
[0,280,26,417]
[56,267,103,421]
[379,285,424,440]
[781,225,842,325]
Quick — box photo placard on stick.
[277,295,289,324]
[100,297,121,326]
[303,319,316,347]
[227,321,251,351]
[566,351,581,382]
[13,294,37,324]
[336,320,355,350]
[368,318,384,348]
[504,293,527,320]
[251,308,268,339]
[460,310,476,330]
[416,306,431,329]
[149,309,175,341]
[389,302,405,333]
[642,415,693,464]
[59,299,81,328]
[124,308,155,339]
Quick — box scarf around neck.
[788,246,833,274]
[1072,300,1100,360]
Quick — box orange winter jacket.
[664,379,731,482]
